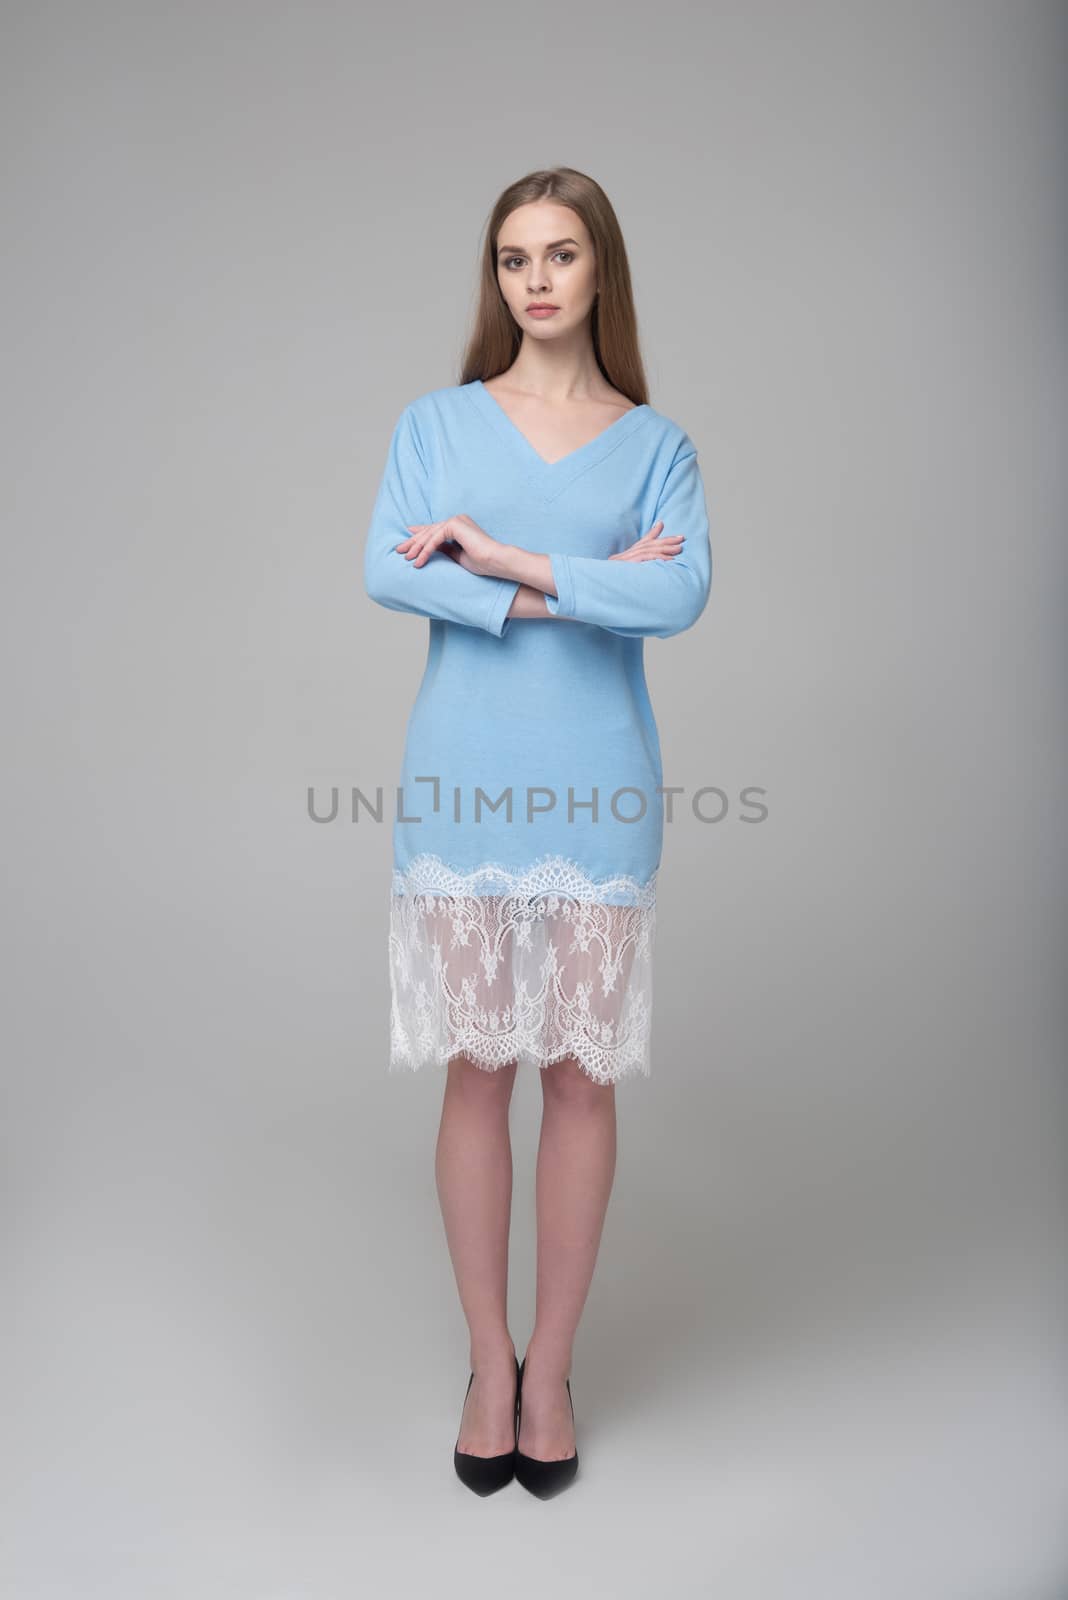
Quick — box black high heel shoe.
[514,1354,579,1498]
[453,1354,519,1496]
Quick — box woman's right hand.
[608,522,685,562]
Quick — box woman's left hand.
[397,515,508,579]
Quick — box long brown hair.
[458,167,649,407]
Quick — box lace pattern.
[388,853,657,1085]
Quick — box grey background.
[4,1,1067,1596]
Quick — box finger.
[396,523,426,553]
[610,525,685,561]
[625,521,663,547]
[613,539,672,561]
[410,528,450,567]
[400,522,446,565]
[401,531,438,565]
[631,537,684,557]
[631,531,682,551]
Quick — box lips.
[527,305,559,316]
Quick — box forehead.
[496,200,590,250]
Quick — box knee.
[446,1054,517,1108]
[541,1056,615,1110]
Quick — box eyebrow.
[496,237,581,256]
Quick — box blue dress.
[364,379,712,1084]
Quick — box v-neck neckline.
[466,378,652,504]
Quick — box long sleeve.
[543,441,712,639]
[364,404,521,636]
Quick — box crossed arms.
[363,404,712,641]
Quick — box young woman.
[364,166,712,1497]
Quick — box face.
[494,201,598,339]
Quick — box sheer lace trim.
[388,852,657,1085]
[390,851,658,909]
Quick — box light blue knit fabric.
[364,379,712,897]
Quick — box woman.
[364,166,712,1497]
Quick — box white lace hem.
[387,852,657,1086]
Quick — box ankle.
[523,1335,573,1379]
[469,1333,517,1370]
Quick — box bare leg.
[519,1057,617,1459]
[436,1054,519,1455]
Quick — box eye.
[501,250,576,271]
